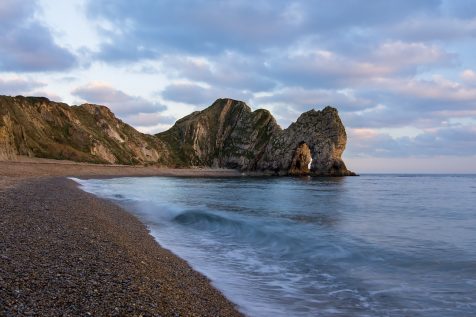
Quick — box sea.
[73,175,476,317]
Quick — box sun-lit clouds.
[254,87,374,127]
[346,155,476,173]
[125,112,176,128]
[265,40,455,90]
[161,83,252,107]
[0,76,46,96]
[85,0,301,59]
[71,82,173,130]
[124,112,178,134]
[159,53,276,92]
[255,87,373,111]
[372,41,455,70]
[346,125,476,158]
[365,76,476,113]
[460,69,476,83]
[71,82,167,116]
[0,0,76,72]
[85,0,439,59]
[29,90,63,102]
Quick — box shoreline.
[0,158,243,179]
[0,160,244,316]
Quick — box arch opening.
[288,142,313,176]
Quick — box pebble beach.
[0,159,243,316]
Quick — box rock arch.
[256,107,355,176]
[288,142,312,175]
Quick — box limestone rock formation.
[0,95,355,176]
[157,99,354,176]
[155,98,280,169]
[256,107,354,176]
[0,96,169,164]
[287,143,312,176]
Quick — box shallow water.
[74,175,476,317]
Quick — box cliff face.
[157,99,354,176]
[0,95,354,175]
[156,98,281,169]
[0,96,169,164]
[256,107,353,176]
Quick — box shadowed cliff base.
[0,95,355,176]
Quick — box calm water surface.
[74,175,476,317]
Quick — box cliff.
[157,99,354,176]
[0,96,170,164]
[155,98,280,169]
[256,107,354,176]
[0,95,354,175]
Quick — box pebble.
[1,177,243,316]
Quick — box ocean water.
[73,175,476,317]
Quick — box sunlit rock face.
[155,98,281,169]
[256,106,354,176]
[0,95,170,164]
[158,99,355,176]
[0,95,355,176]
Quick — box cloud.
[441,0,476,19]
[160,53,276,92]
[346,155,476,173]
[72,82,167,116]
[253,87,375,127]
[255,87,374,111]
[390,16,476,41]
[0,0,76,72]
[266,41,454,89]
[372,41,455,70]
[85,0,439,61]
[29,90,63,102]
[0,77,46,95]
[347,126,476,158]
[461,69,476,83]
[368,76,476,112]
[161,83,252,106]
[122,112,176,128]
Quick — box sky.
[1,0,476,173]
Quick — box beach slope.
[0,161,242,316]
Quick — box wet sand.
[0,159,243,316]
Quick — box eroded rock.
[0,95,355,175]
[0,96,169,164]
[288,142,312,176]
[256,106,355,176]
[157,99,355,176]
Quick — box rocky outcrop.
[0,96,169,164]
[256,107,354,176]
[0,114,17,161]
[0,95,354,175]
[155,98,280,169]
[157,99,354,176]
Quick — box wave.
[170,209,347,262]
[172,209,268,241]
